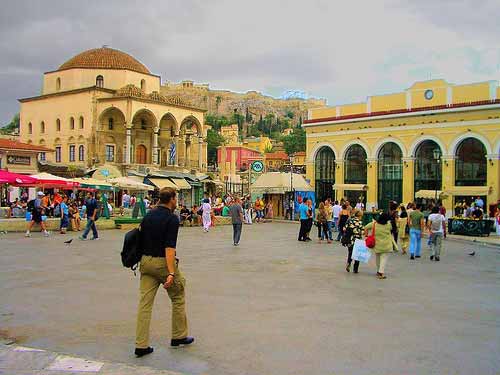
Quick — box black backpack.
[27,199,35,213]
[121,228,143,273]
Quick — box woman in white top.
[201,198,212,232]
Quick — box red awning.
[0,170,39,186]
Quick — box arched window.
[78,145,85,161]
[28,122,32,134]
[40,121,45,134]
[344,144,367,205]
[79,116,84,129]
[314,146,336,203]
[414,140,442,193]
[377,142,402,210]
[345,145,367,184]
[108,118,114,130]
[455,138,486,186]
[56,77,61,91]
[140,79,146,91]
[96,75,104,88]
[56,119,61,132]
[70,117,75,130]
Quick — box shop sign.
[7,155,31,165]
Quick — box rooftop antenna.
[102,44,109,48]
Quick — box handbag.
[365,222,376,248]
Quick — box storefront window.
[378,142,402,209]
[314,146,335,203]
[455,138,486,186]
[414,140,442,192]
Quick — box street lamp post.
[290,154,294,221]
[433,148,441,203]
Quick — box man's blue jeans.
[82,218,98,239]
[327,221,333,240]
[409,228,422,256]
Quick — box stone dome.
[58,47,150,74]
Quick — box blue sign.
[169,143,176,162]
[100,169,110,177]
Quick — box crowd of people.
[23,190,104,240]
[297,198,451,279]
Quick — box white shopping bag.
[352,239,371,263]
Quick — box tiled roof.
[265,151,288,160]
[58,47,150,74]
[304,99,500,124]
[0,139,53,152]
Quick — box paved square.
[0,223,499,375]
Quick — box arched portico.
[179,115,204,169]
[159,113,178,167]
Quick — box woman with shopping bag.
[364,212,398,279]
[344,209,364,273]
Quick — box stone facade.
[18,47,207,175]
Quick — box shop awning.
[252,172,313,194]
[444,186,491,196]
[170,178,192,190]
[415,190,446,199]
[148,178,178,190]
[333,184,368,191]
[0,170,38,186]
[108,177,153,191]
[31,172,79,188]
[72,177,114,191]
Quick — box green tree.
[206,128,226,165]
[215,96,222,113]
[282,126,306,155]
[0,113,20,134]
[285,110,294,119]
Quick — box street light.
[433,148,441,202]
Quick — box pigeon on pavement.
[64,239,73,245]
[468,251,475,256]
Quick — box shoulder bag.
[365,222,376,248]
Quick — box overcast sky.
[1,0,499,123]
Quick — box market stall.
[252,172,313,219]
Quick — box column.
[486,153,499,209]
[174,134,179,166]
[198,137,203,170]
[402,157,415,205]
[152,128,159,165]
[185,136,191,168]
[366,158,378,210]
[441,155,455,214]
[125,125,132,165]
[335,159,344,201]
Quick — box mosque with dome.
[18,47,207,174]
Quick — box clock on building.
[424,89,434,100]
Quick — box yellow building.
[18,47,207,175]
[304,79,500,212]
[220,124,239,145]
[243,136,273,153]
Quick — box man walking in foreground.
[135,187,193,358]
[230,197,244,246]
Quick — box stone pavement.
[0,223,499,375]
[0,341,182,375]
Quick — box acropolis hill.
[161,80,327,121]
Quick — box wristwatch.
[167,273,175,277]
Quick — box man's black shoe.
[415,255,421,258]
[435,256,440,261]
[171,336,195,347]
[430,255,434,261]
[410,255,415,260]
[135,347,153,357]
